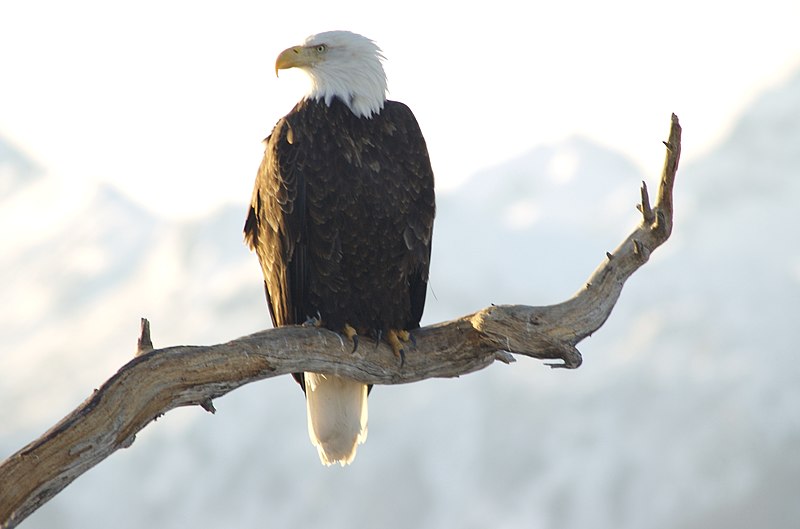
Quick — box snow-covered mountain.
[0,136,42,198]
[2,67,799,529]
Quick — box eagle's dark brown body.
[244,97,435,387]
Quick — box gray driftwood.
[0,114,681,528]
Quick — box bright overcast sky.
[1,0,798,219]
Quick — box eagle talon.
[302,311,323,327]
[387,329,411,367]
[343,323,359,353]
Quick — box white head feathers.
[276,31,388,118]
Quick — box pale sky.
[1,0,798,219]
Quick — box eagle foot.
[302,312,323,327]
[343,323,359,354]
[387,329,412,368]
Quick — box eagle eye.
[316,44,327,53]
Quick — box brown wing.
[381,101,436,329]
[244,112,308,328]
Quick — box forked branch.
[0,114,681,529]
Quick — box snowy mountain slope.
[428,135,644,321]
[2,67,800,529]
[0,135,42,197]
[0,182,264,438]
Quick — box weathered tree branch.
[0,115,680,528]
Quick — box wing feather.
[244,114,307,328]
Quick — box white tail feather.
[304,373,368,466]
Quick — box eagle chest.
[305,126,394,228]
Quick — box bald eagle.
[244,31,435,466]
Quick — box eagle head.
[275,30,388,118]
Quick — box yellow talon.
[343,323,358,340]
[387,329,411,366]
[302,313,323,327]
[343,323,359,353]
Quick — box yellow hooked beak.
[275,45,318,77]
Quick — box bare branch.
[135,318,153,357]
[637,180,654,223]
[0,114,681,529]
